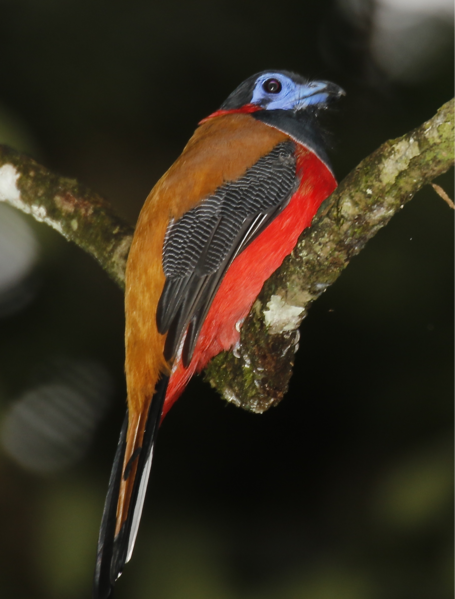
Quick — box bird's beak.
[294,80,345,110]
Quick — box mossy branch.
[0,99,453,413]
[0,151,133,288]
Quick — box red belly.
[162,146,336,417]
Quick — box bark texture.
[0,147,133,288]
[204,99,454,411]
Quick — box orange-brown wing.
[125,112,289,413]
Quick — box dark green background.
[0,1,453,598]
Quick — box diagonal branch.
[0,149,134,289]
[0,99,453,413]
[205,99,454,412]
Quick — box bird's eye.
[262,78,282,94]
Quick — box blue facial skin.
[250,73,333,111]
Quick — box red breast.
[162,144,336,417]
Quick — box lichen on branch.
[0,147,133,288]
[204,99,454,412]
[0,99,453,413]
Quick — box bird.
[93,69,344,598]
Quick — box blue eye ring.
[262,78,282,94]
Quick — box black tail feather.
[93,413,128,599]
[93,375,169,599]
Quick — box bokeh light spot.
[0,203,39,316]
[1,359,113,474]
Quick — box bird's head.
[200,70,344,169]
[220,70,344,113]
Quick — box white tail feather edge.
[125,445,154,563]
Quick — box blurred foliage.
[0,1,453,598]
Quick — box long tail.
[93,375,169,599]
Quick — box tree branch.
[0,99,453,413]
[0,148,133,289]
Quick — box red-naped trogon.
[94,70,344,597]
